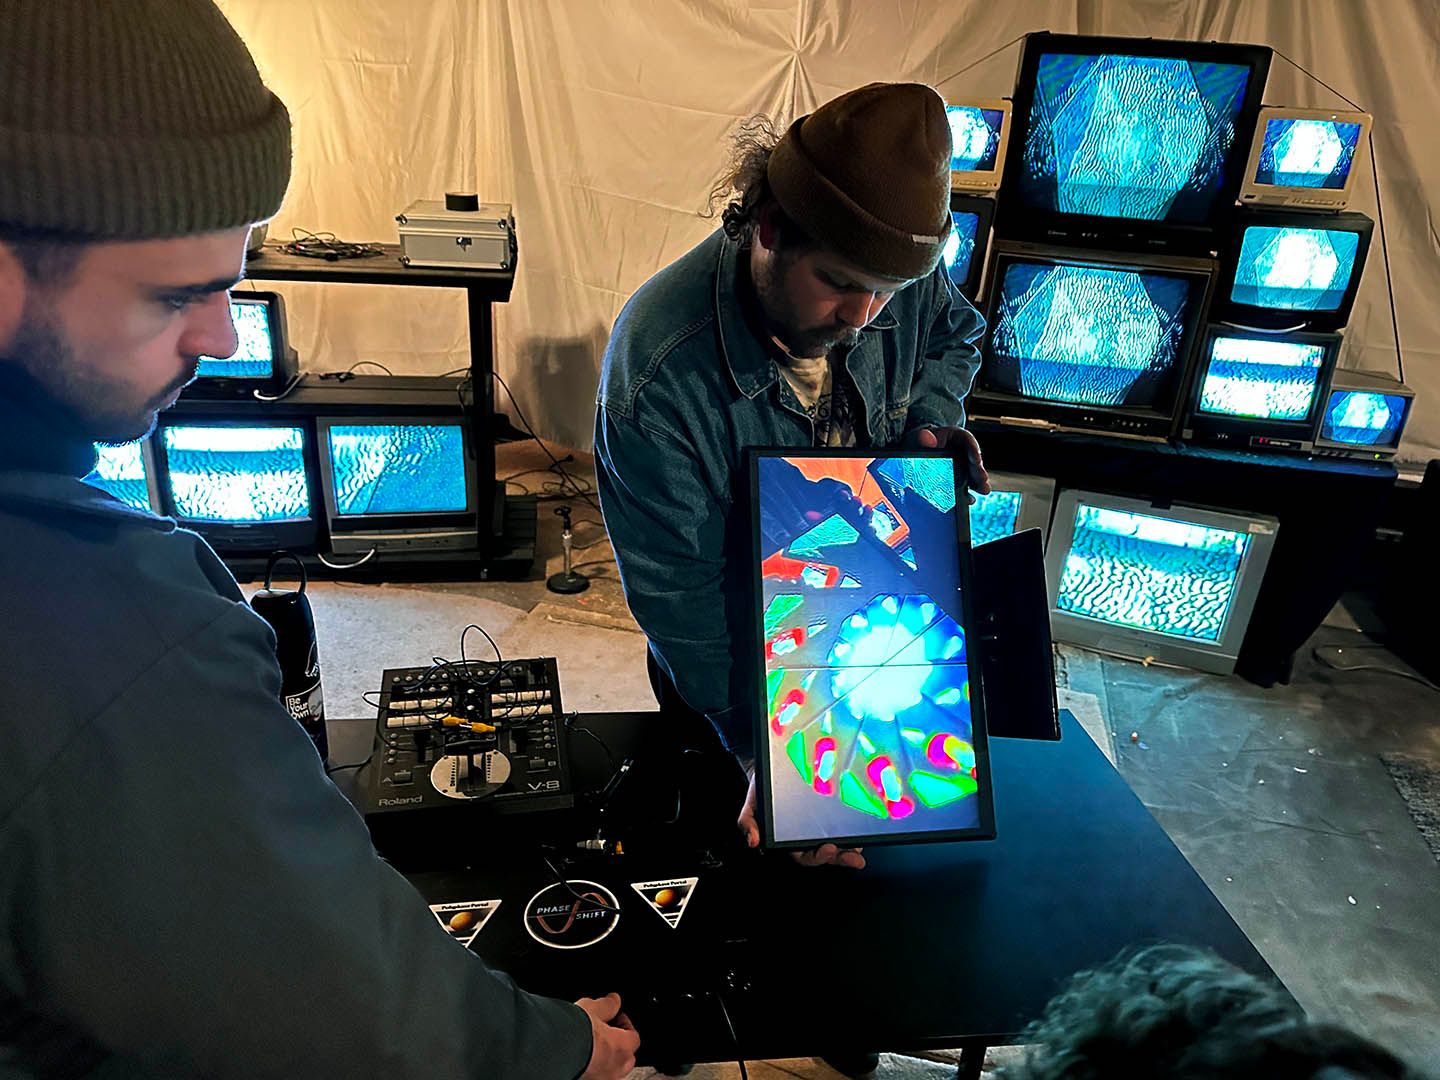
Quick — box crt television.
[1312,369,1415,460]
[969,470,1056,548]
[1214,209,1373,332]
[1239,106,1372,211]
[85,440,160,513]
[1045,489,1279,675]
[998,32,1272,252]
[748,448,995,850]
[942,194,995,301]
[1183,325,1341,452]
[946,99,1012,194]
[316,416,479,554]
[185,291,299,400]
[970,242,1216,440]
[154,418,321,553]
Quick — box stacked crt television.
[186,291,298,400]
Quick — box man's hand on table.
[736,763,866,870]
[908,426,990,501]
[577,993,639,1079]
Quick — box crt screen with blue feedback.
[1255,118,1362,190]
[1232,225,1360,312]
[1321,390,1409,448]
[327,424,468,516]
[941,212,981,287]
[1019,52,1252,223]
[196,299,274,379]
[947,106,1005,172]
[1198,336,1326,421]
[986,259,1201,409]
[163,425,310,523]
[86,442,150,511]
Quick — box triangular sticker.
[430,899,502,947]
[630,877,698,929]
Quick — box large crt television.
[747,449,995,850]
[317,416,479,554]
[946,99,1012,193]
[998,32,1272,251]
[85,441,159,513]
[1312,369,1415,460]
[155,418,321,553]
[1183,325,1341,451]
[969,471,1056,548]
[1044,489,1279,675]
[1239,106,1372,211]
[1214,209,1373,332]
[970,243,1216,440]
[943,194,995,301]
[184,291,298,400]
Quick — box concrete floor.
[300,440,1440,1077]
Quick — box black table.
[336,709,1284,1073]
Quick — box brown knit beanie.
[767,82,953,280]
[0,0,291,240]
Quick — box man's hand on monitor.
[909,426,991,500]
[577,993,639,1080]
[736,767,866,870]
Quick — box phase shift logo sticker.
[523,881,621,950]
[429,899,502,947]
[630,877,699,929]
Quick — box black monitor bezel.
[747,447,997,851]
[185,290,298,400]
[996,32,1273,255]
[1213,208,1374,332]
[946,193,996,303]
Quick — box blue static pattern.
[1322,390,1409,447]
[1198,336,1326,421]
[948,106,1005,172]
[942,212,981,287]
[1256,118,1363,189]
[85,442,151,511]
[1232,225,1360,312]
[969,489,1022,547]
[874,457,956,513]
[196,300,274,379]
[1021,53,1251,222]
[163,425,310,523]
[987,261,1197,407]
[1058,504,1250,643]
[328,424,468,516]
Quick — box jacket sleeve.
[0,602,592,1080]
[904,266,987,435]
[594,405,750,757]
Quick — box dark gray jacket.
[594,229,984,758]
[0,380,590,1079]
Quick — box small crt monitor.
[969,471,1056,548]
[1184,326,1341,451]
[157,420,320,552]
[946,99,1011,193]
[85,440,159,513]
[972,243,1215,440]
[186,291,298,400]
[317,417,478,554]
[941,194,995,301]
[1240,106,1372,211]
[1045,490,1279,675]
[1215,209,1373,332]
[1313,369,1415,460]
[747,448,995,850]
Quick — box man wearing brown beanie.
[0,2,636,1077]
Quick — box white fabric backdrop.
[216,0,1440,467]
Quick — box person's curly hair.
[998,945,1424,1080]
[703,114,811,249]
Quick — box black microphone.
[249,551,328,763]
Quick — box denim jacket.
[594,228,984,758]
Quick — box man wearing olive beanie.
[0,3,634,1077]
[595,84,990,878]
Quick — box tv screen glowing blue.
[327,423,468,516]
[947,105,1005,172]
[1198,336,1326,421]
[1255,118,1362,190]
[986,259,1201,408]
[1232,225,1360,312]
[1321,390,1409,448]
[1058,503,1250,643]
[163,424,310,523]
[969,489,1022,547]
[196,298,273,379]
[86,442,151,511]
[1020,52,1252,222]
[942,211,981,287]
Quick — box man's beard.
[6,303,193,444]
[753,253,861,357]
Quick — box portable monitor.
[1312,369,1415,460]
[186,291,298,399]
[1240,106,1372,210]
[748,448,995,850]
[946,99,1011,194]
[942,194,995,301]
